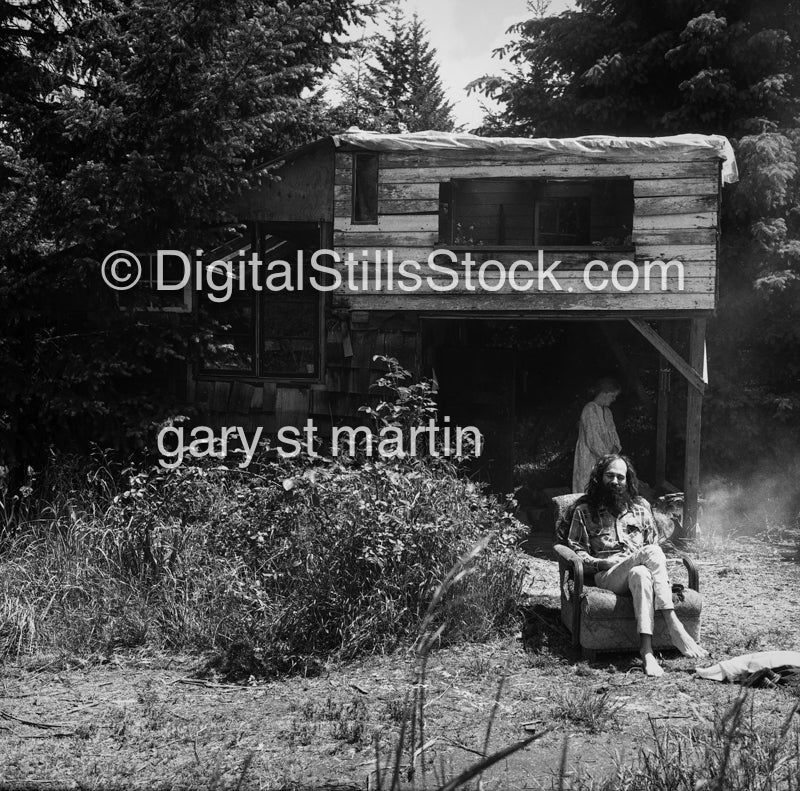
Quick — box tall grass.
[564,694,800,791]
[372,538,547,791]
[0,451,524,673]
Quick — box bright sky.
[370,0,576,131]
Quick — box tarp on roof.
[333,130,738,184]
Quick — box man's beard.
[599,483,634,515]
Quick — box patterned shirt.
[564,498,657,572]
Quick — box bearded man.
[565,453,707,676]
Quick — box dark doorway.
[422,318,663,495]
[434,345,516,491]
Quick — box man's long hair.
[585,454,640,516]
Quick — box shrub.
[0,394,525,674]
[102,452,524,672]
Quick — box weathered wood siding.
[332,150,721,313]
[234,142,335,223]
[191,142,723,432]
[188,312,420,435]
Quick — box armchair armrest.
[681,555,699,592]
[554,542,582,569]
[554,544,584,647]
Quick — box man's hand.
[595,559,617,572]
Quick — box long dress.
[572,401,621,493]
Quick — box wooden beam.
[683,318,707,540]
[337,293,717,312]
[627,319,706,394]
[655,321,672,488]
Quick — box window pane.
[448,178,632,248]
[200,294,255,373]
[537,197,591,246]
[262,300,317,339]
[353,153,378,223]
[260,283,319,377]
[451,179,533,246]
[261,338,317,376]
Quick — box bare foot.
[642,652,664,677]
[667,621,708,659]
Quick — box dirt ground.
[2,532,800,791]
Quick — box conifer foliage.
[0,0,370,467]
[335,4,454,132]
[472,0,800,470]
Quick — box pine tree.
[328,36,383,129]
[471,0,800,473]
[0,0,372,465]
[367,5,412,131]
[333,4,454,132]
[403,13,454,132]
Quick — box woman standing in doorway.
[572,377,622,493]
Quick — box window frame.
[351,151,379,224]
[196,247,325,382]
[117,252,193,313]
[258,279,323,379]
[444,177,634,251]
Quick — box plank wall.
[234,142,335,223]
[187,310,420,437]
[332,150,721,313]
[190,144,723,435]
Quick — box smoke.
[700,459,800,536]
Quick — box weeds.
[0,451,524,671]
[463,653,494,679]
[0,361,525,670]
[549,686,626,733]
[716,564,743,576]
[565,694,800,791]
[328,698,369,744]
[726,625,792,655]
[382,697,407,725]
[281,720,317,748]
[369,540,549,791]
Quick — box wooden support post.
[629,319,706,395]
[682,318,707,539]
[655,322,672,488]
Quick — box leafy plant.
[359,355,479,462]
[0,369,524,672]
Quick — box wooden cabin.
[184,131,738,536]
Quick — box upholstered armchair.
[551,493,702,660]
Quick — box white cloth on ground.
[696,651,800,682]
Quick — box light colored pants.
[594,545,674,635]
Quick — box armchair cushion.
[561,584,702,652]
